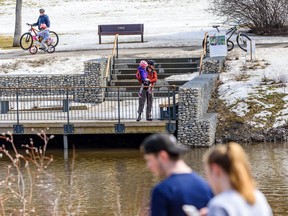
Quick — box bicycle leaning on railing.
[19,23,59,50]
[202,25,251,53]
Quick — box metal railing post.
[114,87,125,133]
[168,87,171,122]
[113,55,115,71]
[173,87,176,120]
[66,89,70,124]
[116,35,119,59]
[165,87,176,133]
[64,87,74,134]
[13,88,24,133]
[16,89,20,126]
[117,88,120,125]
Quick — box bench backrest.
[98,24,144,35]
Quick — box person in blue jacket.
[141,133,213,216]
[32,8,50,30]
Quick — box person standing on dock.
[141,133,213,216]
[136,60,158,121]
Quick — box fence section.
[0,86,177,123]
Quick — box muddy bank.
[216,121,288,143]
[210,83,288,144]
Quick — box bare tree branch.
[208,0,288,35]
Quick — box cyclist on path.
[32,8,50,30]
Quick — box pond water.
[0,142,287,215]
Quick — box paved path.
[0,46,200,60]
[1,42,287,60]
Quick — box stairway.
[107,57,201,98]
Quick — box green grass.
[0,35,14,49]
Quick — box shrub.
[208,0,288,35]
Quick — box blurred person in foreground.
[201,142,273,216]
[141,133,213,216]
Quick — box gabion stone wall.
[81,59,106,103]
[201,56,225,74]
[0,58,107,103]
[178,74,219,147]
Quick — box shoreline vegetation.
[210,50,288,144]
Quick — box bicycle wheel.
[20,33,33,50]
[29,45,38,54]
[46,45,55,53]
[227,40,234,51]
[236,34,251,52]
[49,31,59,47]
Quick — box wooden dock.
[0,120,176,135]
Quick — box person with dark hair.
[201,142,273,216]
[141,133,213,216]
[136,60,158,121]
[32,8,50,30]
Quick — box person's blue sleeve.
[151,188,168,216]
[207,206,229,216]
[46,15,50,28]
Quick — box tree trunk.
[13,0,22,47]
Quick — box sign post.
[247,40,255,61]
[209,32,227,57]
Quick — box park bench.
[159,94,179,120]
[98,24,144,44]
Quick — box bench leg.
[99,35,102,44]
[141,34,144,42]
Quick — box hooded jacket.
[33,14,50,30]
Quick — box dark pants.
[137,89,153,119]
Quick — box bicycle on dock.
[19,23,59,50]
[203,25,251,53]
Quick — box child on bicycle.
[36,23,50,51]
[136,60,151,98]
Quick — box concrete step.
[114,67,198,74]
[110,80,145,87]
[115,62,199,69]
[112,73,196,80]
[110,80,188,90]
[115,57,200,64]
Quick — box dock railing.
[0,85,177,125]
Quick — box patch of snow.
[164,73,199,81]
[0,55,100,75]
[220,48,288,127]
[230,102,249,117]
